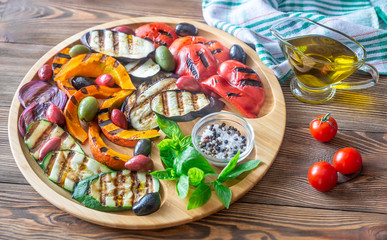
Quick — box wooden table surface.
[1,0,386,239]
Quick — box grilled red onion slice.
[18,80,67,110]
[18,102,53,137]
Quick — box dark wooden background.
[1,0,386,239]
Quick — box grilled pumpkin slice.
[80,29,155,63]
[52,47,71,78]
[129,75,179,130]
[72,170,159,211]
[64,86,130,144]
[98,90,160,147]
[89,121,131,170]
[150,90,225,122]
[54,53,134,97]
[24,120,83,164]
[42,150,111,192]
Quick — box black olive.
[134,139,152,156]
[229,44,246,64]
[71,76,95,90]
[133,192,161,216]
[175,23,198,37]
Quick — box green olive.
[155,46,176,72]
[69,44,91,58]
[78,96,99,122]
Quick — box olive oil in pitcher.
[284,35,358,89]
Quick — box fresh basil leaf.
[175,146,216,176]
[214,180,232,209]
[156,114,184,140]
[218,151,240,182]
[158,138,180,151]
[176,174,189,199]
[150,168,178,180]
[159,148,177,169]
[187,183,212,210]
[181,135,193,148]
[188,167,204,186]
[220,160,261,183]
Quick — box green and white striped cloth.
[202,0,387,82]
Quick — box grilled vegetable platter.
[8,17,286,229]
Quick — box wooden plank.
[240,128,387,214]
[282,74,387,132]
[0,0,204,44]
[0,182,386,239]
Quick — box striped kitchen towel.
[202,0,387,82]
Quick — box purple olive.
[229,44,246,64]
[175,23,198,37]
[133,192,161,216]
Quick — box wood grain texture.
[1,183,386,240]
[1,0,387,237]
[0,0,204,44]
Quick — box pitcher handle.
[331,63,379,90]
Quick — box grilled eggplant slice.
[72,170,160,211]
[125,58,160,84]
[24,120,83,164]
[136,71,174,96]
[129,75,179,130]
[151,90,225,122]
[42,150,111,192]
[121,90,137,123]
[80,29,154,62]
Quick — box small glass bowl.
[191,112,255,167]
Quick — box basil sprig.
[151,115,261,210]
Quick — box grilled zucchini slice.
[72,170,160,211]
[24,120,83,164]
[42,150,111,192]
[129,75,179,130]
[151,90,225,122]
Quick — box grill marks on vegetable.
[42,150,110,191]
[86,30,154,59]
[129,76,178,130]
[235,67,256,74]
[197,50,209,68]
[153,90,210,118]
[52,48,71,76]
[24,120,84,163]
[186,57,199,79]
[90,171,155,208]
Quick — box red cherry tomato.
[308,161,337,191]
[333,147,362,175]
[310,113,338,142]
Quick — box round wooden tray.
[8,17,286,230]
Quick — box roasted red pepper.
[203,40,230,64]
[169,36,208,61]
[175,44,217,81]
[135,22,178,48]
[218,60,265,107]
[201,75,260,118]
